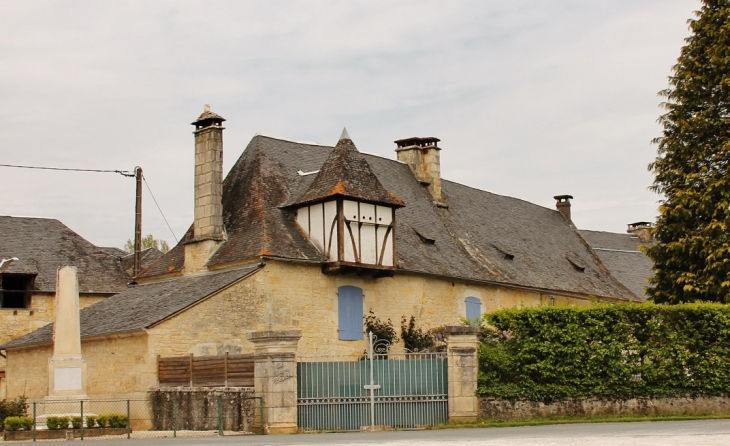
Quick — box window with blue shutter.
[338,286,364,340]
[465,297,481,325]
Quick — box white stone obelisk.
[47,266,88,400]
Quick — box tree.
[124,234,170,254]
[647,0,730,303]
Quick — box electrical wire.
[1,162,178,243]
[143,175,179,243]
[0,163,135,177]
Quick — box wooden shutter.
[338,286,363,340]
[465,297,481,324]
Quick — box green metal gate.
[297,333,448,431]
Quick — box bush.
[478,303,730,401]
[70,416,82,429]
[85,415,97,428]
[0,397,28,430]
[4,416,33,431]
[105,414,128,429]
[46,416,70,430]
[401,315,435,352]
[95,415,108,428]
[364,310,398,351]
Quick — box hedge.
[478,303,730,401]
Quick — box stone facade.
[4,259,596,400]
[479,396,730,420]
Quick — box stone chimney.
[191,104,225,242]
[395,137,443,203]
[627,221,653,243]
[554,195,573,222]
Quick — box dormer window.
[1,273,34,309]
[289,128,405,273]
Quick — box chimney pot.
[554,195,573,222]
[627,221,653,243]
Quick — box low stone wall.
[479,396,730,420]
[149,388,258,432]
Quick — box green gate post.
[80,400,84,441]
[32,402,37,442]
[126,400,131,439]
[172,399,177,438]
[217,396,223,436]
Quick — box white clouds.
[0,0,697,248]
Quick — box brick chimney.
[191,104,225,242]
[554,195,573,222]
[627,221,653,243]
[395,137,443,203]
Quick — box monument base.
[47,356,88,400]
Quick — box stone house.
[0,216,131,397]
[0,106,637,400]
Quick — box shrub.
[105,414,129,429]
[400,315,435,352]
[364,310,398,350]
[95,415,109,428]
[70,416,82,429]
[4,416,33,431]
[0,397,28,430]
[478,303,730,401]
[46,416,70,430]
[85,415,97,428]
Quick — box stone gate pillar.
[444,326,480,422]
[246,330,301,434]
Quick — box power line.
[143,175,179,243]
[0,163,135,177]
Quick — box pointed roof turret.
[290,130,405,208]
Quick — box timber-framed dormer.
[289,129,405,276]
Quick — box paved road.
[7,419,730,445]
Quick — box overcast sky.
[0,1,697,250]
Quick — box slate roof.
[0,216,129,293]
[120,248,164,276]
[289,134,404,208]
[140,135,634,300]
[0,265,259,349]
[581,230,654,301]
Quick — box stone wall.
[149,388,258,432]
[5,333,151,399]
[256,261,593,356]
[479,396,730,420]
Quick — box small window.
[1,274,34,309]
[338,286,364,340]
[465,296,481,325]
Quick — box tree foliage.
[477,305,730,401]
[124,234,170,254]
[647,0,730,303]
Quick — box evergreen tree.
[647,0,730,303]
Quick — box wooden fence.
[157,353,254,387]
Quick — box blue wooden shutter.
[465,297,481,324]
[338,286,363,340]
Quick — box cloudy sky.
[0,0,697,250]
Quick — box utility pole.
[133,166,143,278]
